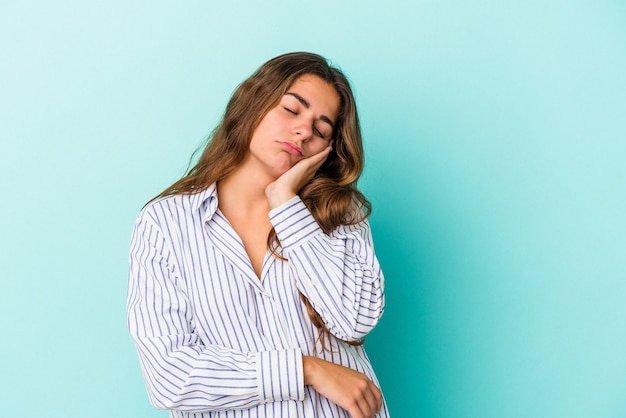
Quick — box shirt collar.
[190,183,219,222]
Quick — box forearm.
[288,241,385,339]
[132,333,304,411]
[269,197,385,340]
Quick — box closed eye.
[283,106,297,115]
[315,127,328,139]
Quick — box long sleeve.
[127,211,304,412]
[269,196,385,342]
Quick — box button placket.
[260,287,293,349]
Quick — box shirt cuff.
[269,196,323,248]
[257,348,304,403]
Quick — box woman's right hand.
[303,356,382,418]
[265,144,333,209]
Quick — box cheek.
[305,140,329,157]
[251,111,279,137]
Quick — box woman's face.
[246,74,340,179]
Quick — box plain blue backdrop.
[1,1,625,417]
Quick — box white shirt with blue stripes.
[127,184,389,417]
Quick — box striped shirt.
[127,184,388,417]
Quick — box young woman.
[127,52,389,418]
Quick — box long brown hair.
[154,52,370,349]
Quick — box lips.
[278,141,304,157]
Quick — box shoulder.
[136,185,217,228]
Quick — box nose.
[293,120,313,142]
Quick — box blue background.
[1,1,625,417]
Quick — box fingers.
[285,144,332,179]
[307,143,333,162]
[361,381,382,415]
[311,143,333,161]
[353,380,382,418]
[299,144,332,172]
[302,356,382,418]
[266,145,333,208]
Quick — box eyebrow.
[285,92,336,130]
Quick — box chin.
[269,157,296,177]
[271,166,291,179]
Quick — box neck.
[217,162,273,217]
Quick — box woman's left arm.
[269,196,385,342]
